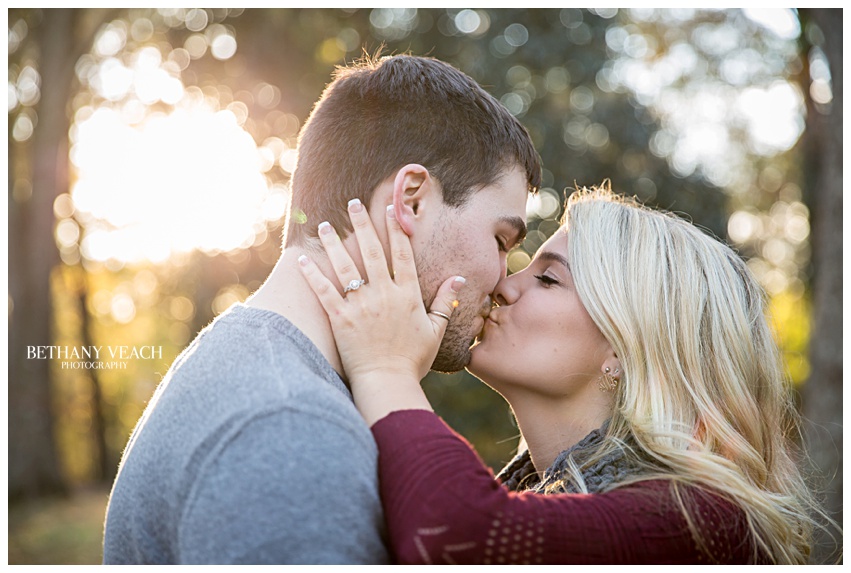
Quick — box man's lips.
[472,314,498,346]
[470,316,486,347]
[483,315,498,334]
[484,307,499,326]
[478,295,494,319]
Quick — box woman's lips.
[475,316,497,344]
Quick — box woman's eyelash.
[534,274,558,286]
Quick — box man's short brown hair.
[285,54,541,246]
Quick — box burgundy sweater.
[371,410,762,565]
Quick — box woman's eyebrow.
[536,251,570,272]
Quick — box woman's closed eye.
[533,273,559,286]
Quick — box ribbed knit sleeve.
[371,409,758,565]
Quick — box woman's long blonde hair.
[557,183,833,564]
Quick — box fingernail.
[386,204,395,219]
[348,198,363,213]
[318,221,332,235]
[298,254,309,267]
[451,276,466,293]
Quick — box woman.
[298,185,829,564]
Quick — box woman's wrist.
[350,372,433,427]
[346,356,427,387]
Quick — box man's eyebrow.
[501,216,527,246]
[537,251,570,272]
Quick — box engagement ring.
[344,279,366,293]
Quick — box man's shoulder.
[120,303,364,485]
[170,303,349,400]
[180,303,318,368]
[104,305,379,563]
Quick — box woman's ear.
[601,358,623,381]
[392,164,437,236]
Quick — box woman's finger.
[297,254,347,317]
[386,204,418,288]
[317,220,364,295]
[347,199,391,287]
[427,275,466,336]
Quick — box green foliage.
[423,371,520,471]
[8,488,108,564]
[769,290,811,386]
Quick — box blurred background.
[7,8,841,564]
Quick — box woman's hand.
[297,199,465,424]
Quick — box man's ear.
[391,164,439,236]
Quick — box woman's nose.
[492,271,520,307]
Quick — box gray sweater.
[103,304,390,564]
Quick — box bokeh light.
[70,104,281,263]
[743,8,800,39]
[736,81,805,154]
[60,15,292,267]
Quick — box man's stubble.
[415,230,481,374]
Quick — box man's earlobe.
[392,164,431,236]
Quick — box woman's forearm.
[370,410,753,565]
[351,373,433,427]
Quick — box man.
[103,54,541,564]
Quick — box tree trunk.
[799,8,842,563]
[8,9,77,501]
[76,268,118,483]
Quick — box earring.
[598,367,619,393]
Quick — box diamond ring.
[343,279,366,293]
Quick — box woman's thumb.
[427,276,466,334]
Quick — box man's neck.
[245,247,345,378]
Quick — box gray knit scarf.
[496,420,642,494]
